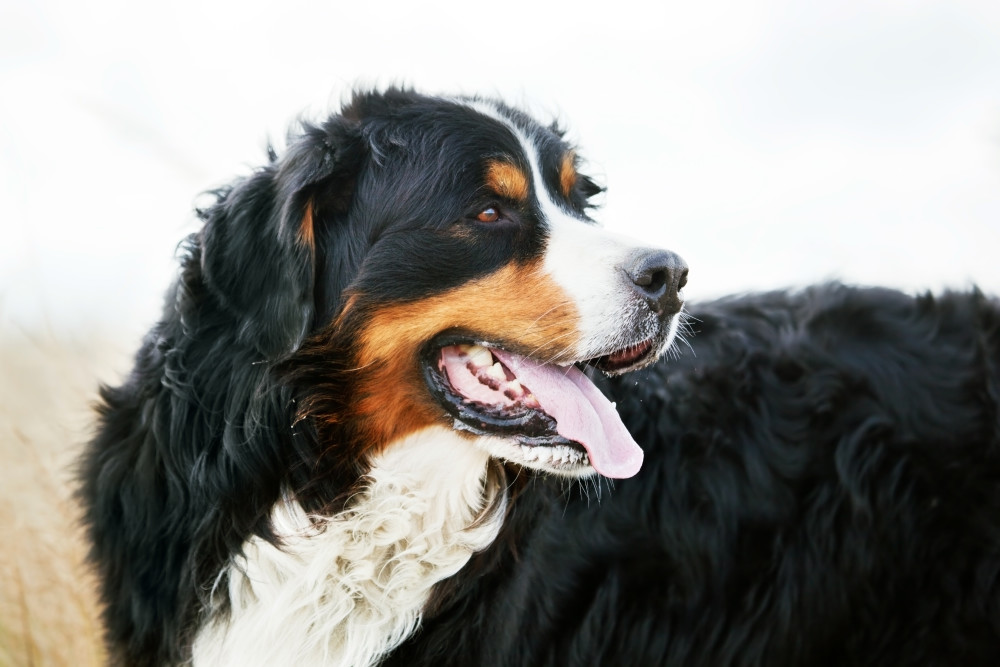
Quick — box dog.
[79,89,1000,666]
[79,88,687,666]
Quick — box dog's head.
[199,89,686,483]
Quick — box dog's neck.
[191,426,504,667]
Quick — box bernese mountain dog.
[79,89,1000,666]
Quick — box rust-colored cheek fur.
[347,260,581,453]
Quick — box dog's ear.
[199,118,363,358]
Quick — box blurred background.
[1,2,998,661]
[3,0,1000,344]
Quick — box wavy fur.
[192,428,504,666]
[78,88,1000,666]
[385,285,1000,666]
[78,89,684,665]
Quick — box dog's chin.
[469,433,596,478]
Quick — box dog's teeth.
[486,362,506,381]
[466,345,493,368]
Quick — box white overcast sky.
[2,0,999,339]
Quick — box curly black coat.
[387,284,1000,666]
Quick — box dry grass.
[0,327,134,666]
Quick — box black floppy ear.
[199,118,362,358]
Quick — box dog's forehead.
[460,99,566,167]
[362,97,570,186]
[456,99,585,210]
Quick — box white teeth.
[486,362,506,381]
[507,379,523,394]
[466,345,494,368]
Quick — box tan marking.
[333,292,360,328]
[485,161,530,202]
[349,261,582,452]
[559,151,577,199]
[298,199,315,248]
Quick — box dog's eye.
[476,207,501,223]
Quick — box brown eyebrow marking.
[485,160,530,202]
[559,151,577,198]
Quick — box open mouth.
[422,335,658,478]
[590,338,656,374]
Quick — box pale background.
[1,4,999,660]
[2,0,1000,345]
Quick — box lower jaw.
[471,434,595,478]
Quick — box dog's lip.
[422,333,659,407]
[421,335,579,449]
[421,333,650,478]
[588,337,657,375]
[422,333,661,408]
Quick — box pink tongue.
[491,350,644,479]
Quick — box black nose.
[625,249,688,315]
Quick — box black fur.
[386,284,1000,666]
[78,89,597,665]
[78,118,361,664]
[79,88,1000,666]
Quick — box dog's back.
[385,284,1000,666]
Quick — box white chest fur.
[191,427,503,666]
